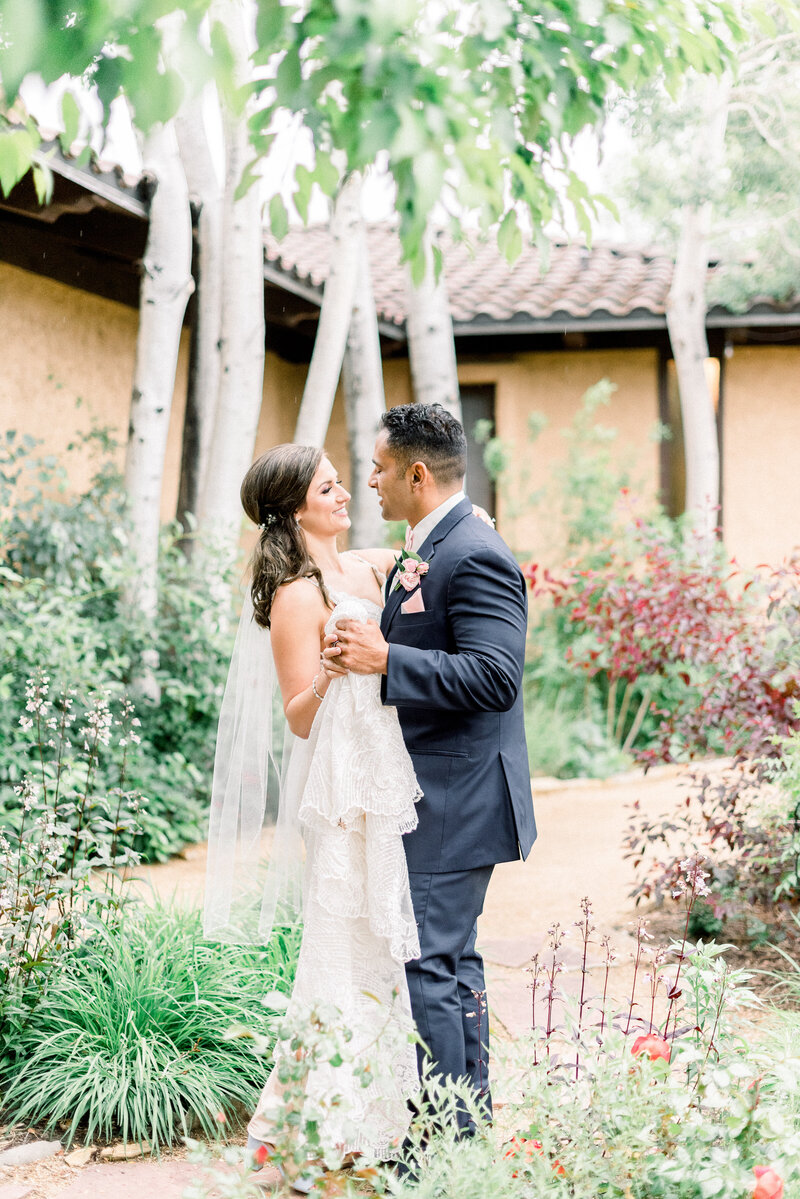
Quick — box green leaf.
[269,193,289,240]
[256,0,286,52]
[130,67,185,131]
[92,55,126,121]
[312,151,340,198]
[208,19,237,111]
[0,0,45,100]
[496,210,523,264]
[276,48,302,101]
[234,159,261,203]
[0,130,35,197]
[32,162,54,205]
[60,91,81,152]
[392,106,428,159]
[431,243,443,284]
[293,163,313,224]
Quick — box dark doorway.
[461,384,497,517]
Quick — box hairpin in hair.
[259,512,279,530]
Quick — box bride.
[204,443,423,1185]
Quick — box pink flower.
[753,1168,784,1199]
[631,1034,671,1062]
[392,550,431,592]
[398,571,420,592]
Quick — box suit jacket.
[380,497,536,873]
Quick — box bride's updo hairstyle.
[241,444,333,629]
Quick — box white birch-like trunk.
[175,93,223,536]
[293,172,362,447]
[197,0,265,555]
[405,229,461,420]
[124,120,194,682]
[665,77,731,553]
[342,223,386,548]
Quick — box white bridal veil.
[203,588,304,944]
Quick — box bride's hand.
[321,632,349,677]
[472,503,496,528]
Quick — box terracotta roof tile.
[263,224,683,328]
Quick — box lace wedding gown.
[247,593,422,1160]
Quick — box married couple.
[204,402,536,1182]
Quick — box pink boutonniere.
[392,548,430,593]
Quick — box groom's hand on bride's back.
[323,620,389,676]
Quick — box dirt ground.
[4,760,793,1199]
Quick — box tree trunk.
[293,172,362,447]
[342,223,386,548]
[124,120,194,695]
[175,94,223,547]
[405,228,461,420]
[665,77,731,552]
[197,0,265,555]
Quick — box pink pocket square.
[401,588,426,614]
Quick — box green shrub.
[0,431,236,861]
[0,903,300,1149]
[185,929,800,1199]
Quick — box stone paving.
[2,763,703,1199]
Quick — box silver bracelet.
[311,673,325,702]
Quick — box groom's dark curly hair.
[380,403,467,484]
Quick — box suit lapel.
[381,559,411,631]
[381,498,472,635]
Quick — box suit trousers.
[405,865,494,1129]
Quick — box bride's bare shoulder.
[348,547,396,574]
[271,576,326,623]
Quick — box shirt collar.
[409,489,466,551]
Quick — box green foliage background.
[0,430,236,861]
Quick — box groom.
[326,402,536,1129]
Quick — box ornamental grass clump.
[0,904,300,1150]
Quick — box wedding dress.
[246,590,422,1160]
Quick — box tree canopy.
[607,6,800,309]
[0,0,753,270]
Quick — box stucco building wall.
[0,262,341,530]
[723,346,800,568]
[457,348,661,556]
[0,261,189,523]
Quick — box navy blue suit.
[380,497,535,1123]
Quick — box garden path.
[9,763,711,1199]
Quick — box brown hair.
[240,444,332,628]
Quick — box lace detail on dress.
[248,592,421,1161]
[300,597,422,963]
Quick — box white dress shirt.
[407,489,466,552]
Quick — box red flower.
[254,1144,270,1166]
[753,1167,784,1199]
[503,1136,565,1178]
[631,1033,671,1062]
[522,562,538,590]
